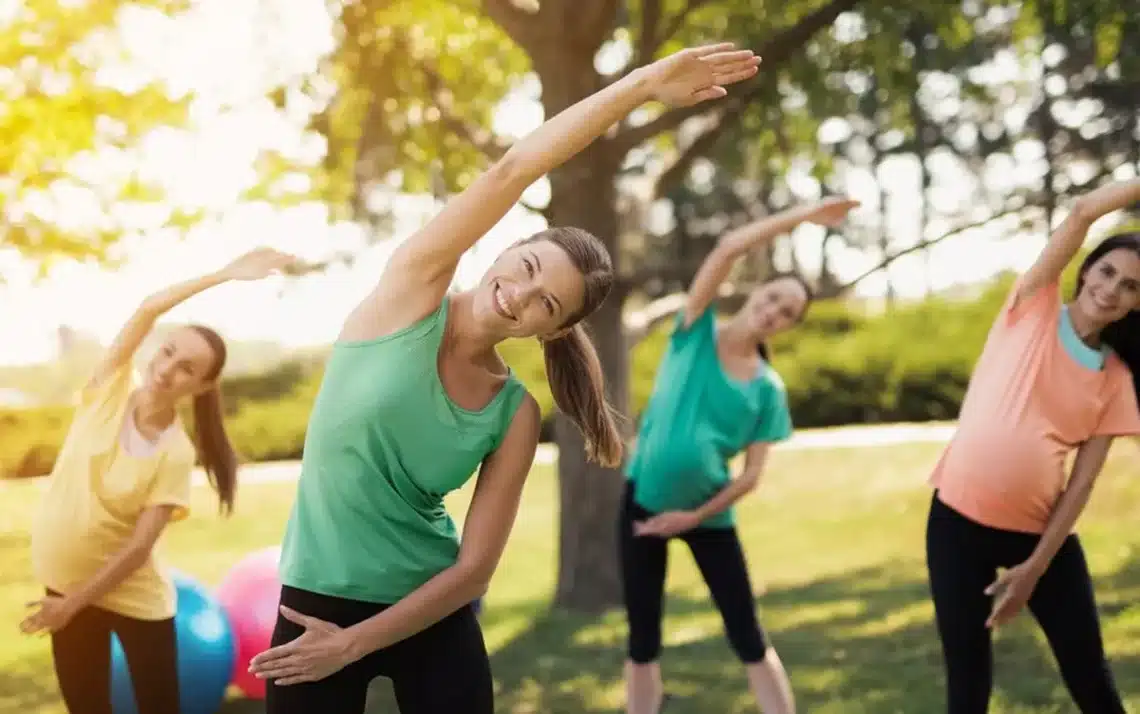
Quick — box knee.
[727,626,768,664]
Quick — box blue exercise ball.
[111,570,235,714]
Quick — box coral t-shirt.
[931,277,1140,534]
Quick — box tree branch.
[420,63,511,161]
[656,0,714,55]
[636,0,663,67]
[834,204,1031,294]
[480,0,544,53]
[614,0,864,167]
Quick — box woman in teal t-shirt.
[620,196,858,714]
[246,44,762,714]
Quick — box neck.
[720,314,763,354]
[446,290,507,360]
[133,389,178,431]
[1065,301,1105,348]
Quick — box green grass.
[4,440,1140,713]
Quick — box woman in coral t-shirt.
[927,178,1140,714]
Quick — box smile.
[494,283,517,321]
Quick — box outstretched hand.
[248,606,357,685]
[20,594,78,636]
[807,197,861,227]
[644,43,761,107]
[220,247,304,282]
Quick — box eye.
[1101,264,1116,278]
[162,345,174,356]
[523,258,535,277]
[543,296,555,315]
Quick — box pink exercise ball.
[216,546,282,700]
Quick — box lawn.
[3,439,1140,714]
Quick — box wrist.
[339,627,370,664]
[623,66,656,103]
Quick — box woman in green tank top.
[248,43,762,714]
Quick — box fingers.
[279,605,317,629]
[690,86,728,104]
[712,65,760,87]
[250,642,295,669]
[703,50,761,67]
[688,42,739,57]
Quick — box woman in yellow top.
[22,246,296,714]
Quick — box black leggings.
[48,589,178,714]
[926,493,1124,714]
[265,585,492,714]
[619,484,768,664]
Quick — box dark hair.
[522,227,624,467]
[754,273,815,361]
[186,325,239,515]
[1074,233,1140,410]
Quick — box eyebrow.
[532,251,563,313]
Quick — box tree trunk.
[538,49,629,613]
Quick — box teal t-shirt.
[1059,305,1110,370]
[279,298,527,604]
[626,308,793,529]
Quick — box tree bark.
[537,48,629,613]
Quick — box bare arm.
[67,507,174,611]
[693,442,770,521]
[682,198,858,327]
[343,44,762,342]
[1018,179,1140,302]
[340,396,541,657]
[1022,436,1113,577]
[88,247,297,390]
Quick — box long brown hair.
[522,227,624,467]
[186,325,239,515]
[1075,233,1140,412]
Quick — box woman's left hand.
[249,606,358,685]
[20,594,79,635]
[635,511,701,538]
[984,560,1044,629]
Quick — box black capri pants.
[265,585,492,714]
[926,492,1125,714]
[619,483,768,664]
[47,589,179,714]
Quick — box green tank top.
[279,297,527,604]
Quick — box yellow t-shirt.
[30,364,196,620]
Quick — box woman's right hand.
[642,43,761,108]
[806,197,861,227]
[220,247,302,281]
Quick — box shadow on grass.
[207,559,1140,714]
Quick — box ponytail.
[192,386,238,515]
[1103,313,1140,414]
[187,324,238,515]
[541,324,624,468]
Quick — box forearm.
[64,544,151,612]
[693,474,758,522]
[719,203,823,257]
[1076,178,1140,221]
[139,270,230,318]
[501,70,653,187]
[343,564,484,660]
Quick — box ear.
[192,380,220,397]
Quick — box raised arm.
[1018,178,1140,302]
[87,247,298,390]
[681,197,858,327]
[342,43,762,342]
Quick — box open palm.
[222,247,300,281]
[645,43,761,108]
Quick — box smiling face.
[143,326,223,402]
[1074,243,1140,329]
[475,228,613,340]
[739,276,811,338]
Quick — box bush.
[0,269,1064,479]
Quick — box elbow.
[1068,195,1097,226]
[739,472,761,494]
[487,150,537,194]
[453,560,494,600]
